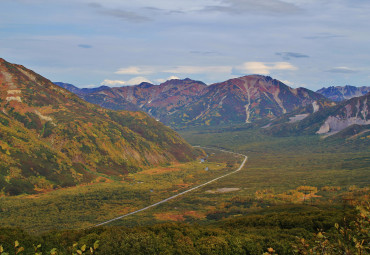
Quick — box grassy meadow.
[179,125,370,193]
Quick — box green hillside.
[0,58,197,195]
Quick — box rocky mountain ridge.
[263,92,370,138]
[317,85,370,101]
[316,92,370,135]
[165,75,325,126]
[58,75,325,127]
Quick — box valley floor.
[0,126,368,254]
[0,148,242,232]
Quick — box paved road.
[92,146,247,227]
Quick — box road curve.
[91,146,247,228]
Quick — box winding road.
[92,146,247,227]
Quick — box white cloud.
[202,0,302,15]
[156,75,180,83]
[88,3,151,23]
[115,65,232,76]
[167,75,180,80]
[156,78,166,83]
[114,63,296,80]
[109,62,297,87]
[164,65,231,74]
[280,80,294,86]
[125,76,152,85]
[242,62,270,75]
[100,77,152,86]
[84,84,101,88]
[115,66,154,75]
[273,62,298,71]
[101,79,126,86]
[325,66,358,73]
[236,62,297,75]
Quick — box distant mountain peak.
[137,82,154,88]
[159,78,207,87]
[54,83,112,95]
[317,85,370,101]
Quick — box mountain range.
[56,75,326,127]
[0,58,197,195]
[2,57,369,195]
[56,76,370,138]
[316,85,370,101]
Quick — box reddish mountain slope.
[79,78,207,119]
[57,75,325,127]
[166,75,325,126]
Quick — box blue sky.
[1,0,369,90]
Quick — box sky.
[1,0,369,90]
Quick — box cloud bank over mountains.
[1,0,370,90]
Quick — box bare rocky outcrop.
[317,116,370,134]
[316,96,370,135]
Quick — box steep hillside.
[260,99,336,129]
[0,58,197,195]
[316,93,370,135]
[60,75,325,127]
[317,85,370,101]
[264,93,370,138]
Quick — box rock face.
[60,75,325,127]
[316,93,370,135]
[263,92,370,137]
[0,58,197,195]
[317,85,370,101]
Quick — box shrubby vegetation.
[0,152,240,232]
[1,100,369,254]
[0,202,368,254]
